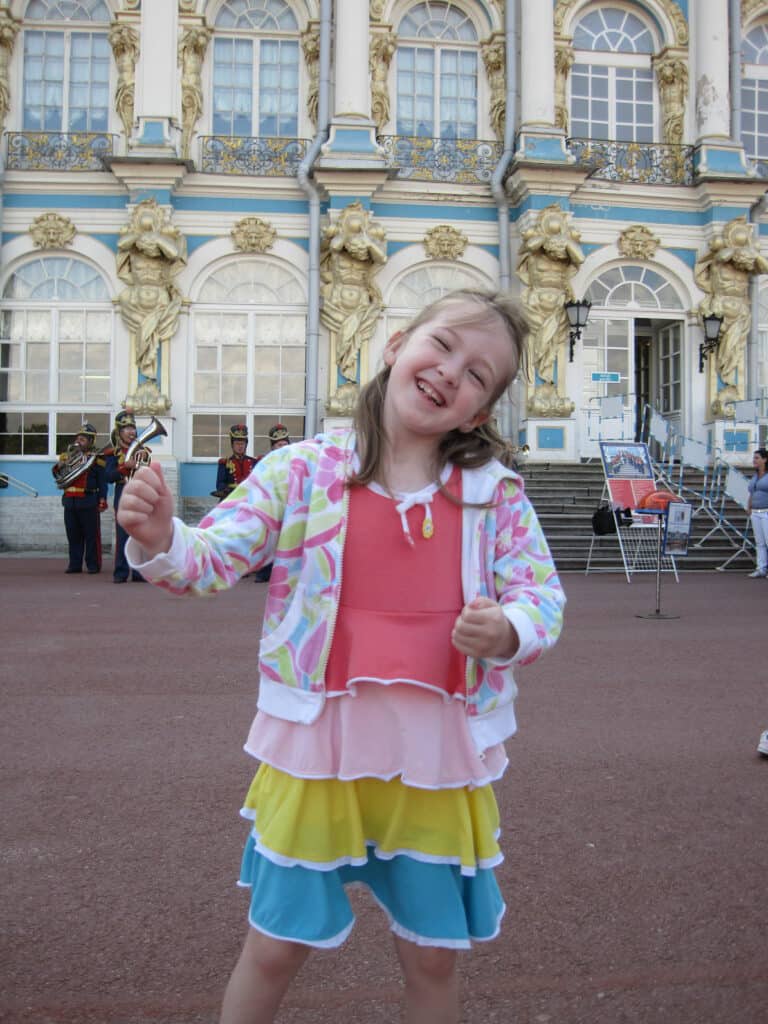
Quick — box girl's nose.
[438,356,460,386]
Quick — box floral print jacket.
[129,430,565,751]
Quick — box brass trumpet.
[124,416,167,478]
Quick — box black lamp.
[565,299,592,362]
[699,312,723,373]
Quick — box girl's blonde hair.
[351,289,529,486]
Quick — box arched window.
[380,263,491,362]
[742,23,768,174]
[587,265,683,309]
[190,259,306,456]
[570,5,656,143]
[396,2,479,139]
[213,0,300,137]
[0,256,113,455]
[22,0,111,133]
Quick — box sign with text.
[591,372,621,382]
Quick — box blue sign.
[591,372,621,382]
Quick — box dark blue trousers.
[62,498,101,572]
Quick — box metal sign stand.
[636,510,680,620]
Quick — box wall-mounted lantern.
[564,299,592,362]
[698,312,723,373]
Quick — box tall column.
[693,0,748,175]
[314,0,388,178]
[333,0,371,119]
[131,0,179,153]
[516,0,568,161]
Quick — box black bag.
[592,503,617,535]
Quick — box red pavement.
[1,557,767,1024]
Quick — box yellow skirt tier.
[241,763,502,875]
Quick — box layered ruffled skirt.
[237,684,507,949]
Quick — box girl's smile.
[382,303,518,447]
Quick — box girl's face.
[754,451,768,473]
[382,303,517,447]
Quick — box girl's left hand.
[451,596,520,660]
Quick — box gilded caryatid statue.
[109,23,139,143]
[321,201,387,415]
[654,50,688,147]
[178,26,212,161]
[695,216,768,417]
[370,30,396,132]
[0,8,21,136]
[516,204,584,418]
[117,200,187,414]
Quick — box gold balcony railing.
[568,137,694,185]
[199,135,309,176]
[5,131,116,171]
[378,135,502,184]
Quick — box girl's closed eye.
[469,368,486,387]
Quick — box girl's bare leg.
[219,928,311,1024]
[393,935,459,1024]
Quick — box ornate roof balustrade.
[5,131,116,171]
[568,137,694,186]
[378,135,502,184]
[198,135,309,176]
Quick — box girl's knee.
[396,940,458,985]
[242,929,310,978]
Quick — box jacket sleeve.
[488,479,565,668]
[127,444,296,595]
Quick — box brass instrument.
[54,443,103,490]
[123,416,167,478]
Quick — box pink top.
[326,469,466,698]
[246,470,508,789]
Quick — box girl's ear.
[383,330,405,366]
[458,408,490,433]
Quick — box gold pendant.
[422,518,434,539]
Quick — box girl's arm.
[482,479,565,667]
[119,446,294,595]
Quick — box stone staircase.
[519,459,754,574]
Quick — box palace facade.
[1,0,767,548]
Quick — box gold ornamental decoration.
[29,212,76,249]
[369,0,386,21]
[618,224,661,260]
[370,30,397,131]
[0,8,21,136]
[481,34,505,142]
[108,23,139,143]
[423,225,468,261]
[231,216,277,253]
[301,25,320,128]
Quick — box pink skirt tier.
[245,682,508,790]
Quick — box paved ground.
[1,557,766,1024]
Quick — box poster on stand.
[598,441,657,523]
[663,502,693,556]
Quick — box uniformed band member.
[105,411,145,583]
[52,422,107,574]
[267,422,291,451]
[211,424,260,500]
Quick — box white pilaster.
[333,0,371,118]
[515,0,569,162]
[694,0,730,142]
[520,0,555,128]
[132,1,179,153]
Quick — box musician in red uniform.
[105,410,145,583]
[212,424,260,500]
[52,422,107,574]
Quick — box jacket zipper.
[315,483,350,694]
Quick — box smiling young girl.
[118,289,565,1024]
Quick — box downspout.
[748,191,768,401]
[490,0,517,438]
[297,0,331,438]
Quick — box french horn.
[123,416,168,478]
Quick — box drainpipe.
[490,0,517,438]
[748,191,768,401]
[297,0,331,438]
